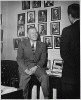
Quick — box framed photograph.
[27,24,35,30]
[38,10,47,23]
[51,7,61,21]
[52,59,63,77]
[43,36,53,49]
[32,1,41,8]
[27,11,35,23]
[13,38,21,50]
[38,23,47,36]
[52,59,63,70]
[22,1,30,10]
[1,30,3,41]
[44,0,54,7]
[17,25,25,37]
[1,43,3,53]
[54,36,60,49]
[18,13,25,25]
[47,60,51,69]
[0,14,2,25]
[50,22,60,35]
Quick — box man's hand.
[30,66,38,73]
[25,69,35,75]
[25,66,38,75]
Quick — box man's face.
[54,10,58,15]
[53,24,56,29]
[28,28,38,41]
[68,14,73,24]
[46,38,50,43]
[29,13,33,18]
[20,15,23,20]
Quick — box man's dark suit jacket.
[17,38,47,76]
[60,20,80,85]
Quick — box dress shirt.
[30,40,36,51]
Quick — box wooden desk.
[1,85,24,99]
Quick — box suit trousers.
[61,82,80,99]
[19,67,49,99]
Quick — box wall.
[1,1,79,69]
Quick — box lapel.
[35,41,40,54]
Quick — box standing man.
[60,3,80,99]
[17,27,49,99]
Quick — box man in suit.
[60,3,80,99]
[40,25,46,35]
[28,13,35,23]
[17,27,49,99]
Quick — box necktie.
[31,43,35,53]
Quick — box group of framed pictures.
[43,36,60,49]
[22,1,54,10]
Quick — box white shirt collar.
[30,40,37,50]
[73,19,79,24]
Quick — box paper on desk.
[1,85,17,95]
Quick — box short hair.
[27,26,37,33]
[67,3,80,18]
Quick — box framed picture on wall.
[32,1,41,8]
[1,43,3,53]
[22,1,30,10]
[50,22,60,35]
[54,36,60,49]
[51,7,61,21]
[17,25,25,37]
[27,11,35,23]
[47,60,51,69]
[27,24,35,30]
[13,38,21,50]
[38,23,47,36]
[18,13,25,25]
[44,0,54,7]
[1,30,3,41]
[43,36,53,49]
[0,14,2,25]
[38,10,47,23]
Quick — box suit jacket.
[60,20,80,85]
[17,39,47,74]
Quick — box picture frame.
[50,22,60,35]
[54,36,60,49]
[52,59,63,70]
[44,1,54,7]
[1,43,3,53]
[13,38,21,50]
[27,11,35,23]
[38,10,47,23]
[1,30,3,41]
[17,25,25,37]
[22,1,30,10]
[38,23,47,36]
[52,59,63,77]
[51,7,61,21]
[47,60,51,69]
[27,24,35,30]
[43,36,53,49]
[32,1,41,8]
[18,13,25,25]
[0,14,2,25]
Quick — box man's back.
[60,20,80,84]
